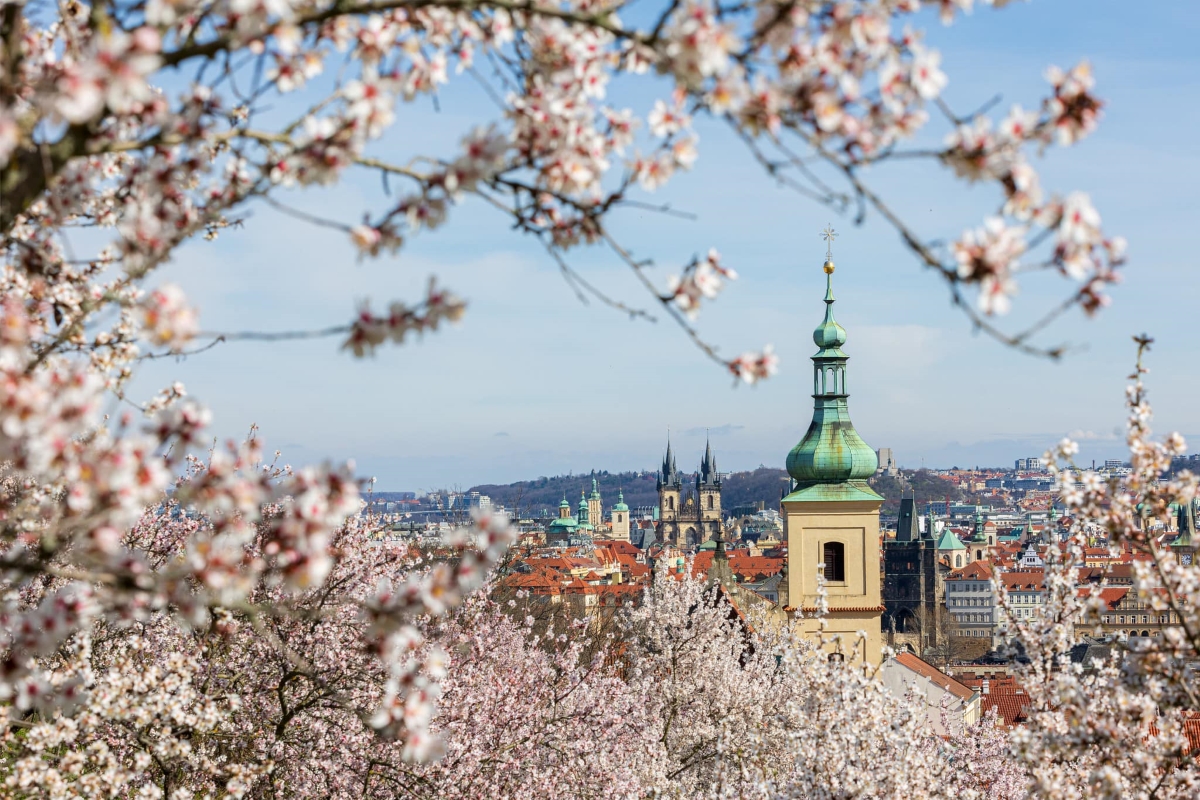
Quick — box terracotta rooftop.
[959,675,1031,727]
[893,652,976,703]
[948,561,994,580]
[999,571,1046,592]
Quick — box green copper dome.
[559,495,570,510]
[612,490,629,513]
[786,403,878,484]
[812,272,847,353]
[785,260,881,496]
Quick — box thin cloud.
[684,424,745,437]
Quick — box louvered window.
[823,542,845,582]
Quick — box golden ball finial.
[820,224,838,273]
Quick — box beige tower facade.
[610,490,631,542]
[782,250,883,664]
[784,491,883,663]
[587,476,603,535]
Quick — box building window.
[823,542,845,582]
[707,495,714,510]
[668,497,674,511]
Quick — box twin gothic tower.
[656,438,723,547]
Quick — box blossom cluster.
[728,345,780,385]
[343,280,468,357]
[667,248,737,319]
[0,0,1119,386]
[944,63,1125,316]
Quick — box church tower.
[587,475,603,535]
[657,437,681,545]
[1173,500,1196,566]
[577,491,591,532]
[611,490,631,542]
[697,437,723,542]
[782,236,884,664]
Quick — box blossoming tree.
[0,0,1178,796]
[2,0,1122,377]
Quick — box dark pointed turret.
[896,497,919,542]
[706,526,736,593]
[1173,500,1197,566]
[698,435,721,487]
[658,435,681,490]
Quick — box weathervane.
[821,223,838,260]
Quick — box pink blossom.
[138,283,199,351]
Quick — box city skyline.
[127,2,1200,489]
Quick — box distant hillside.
[469,467,794,518]
[470,466,968,519]
[868,470,966,516]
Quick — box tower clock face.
[1183,553,1194,566]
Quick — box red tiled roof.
[983,693,1031,727]
[729,555,784,580]
[594,540,641,557]
[960,675,1031,727]
[1150,711,1200,755]
[948,561,994,580]
[1097,587,1129,609]
[893,652,976,702]
[999,571,1045,591]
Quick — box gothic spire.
[1175,500,1196,549]
[699,433,720,487]
[896,497,919,542]
[658,433,680,490]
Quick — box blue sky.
[134,1,1200,490]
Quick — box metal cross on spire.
[821,223,838,260]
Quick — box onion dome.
[812,261,847,353]
[613,489,629,513]
[785,254,881,498]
